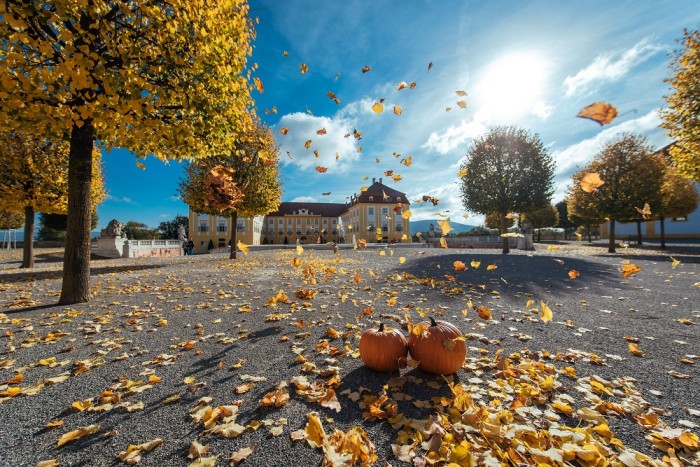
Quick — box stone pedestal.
[517,234,534,250]
[92,236,126,258]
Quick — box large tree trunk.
[660,217,666,250]
[500,213,509,254]
[608,220,616,253]
[59,122,94,305]
[20,205,34,269]
[636,221,643,245]
[229,212,238,259]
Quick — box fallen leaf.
[540,301,553,323]
[57,424,100,447]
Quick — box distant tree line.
[36,214,189,242]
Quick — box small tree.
[158,215,189,240]
[460,126,554,253]
[0,210,24,230]
[122,221,159,240]
[661,28,700,182]
[37,212,99,241]
[569,133,664,253]
[657,158,698,249]
[522,205,559,242]
[484,212,515,233]
[555,200,576,240]
[179,121,282,259]
[0,132,104,267]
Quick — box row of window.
[266,229,338,235]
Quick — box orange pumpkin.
[359,323,408,372]
[408,317,466,375]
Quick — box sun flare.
[474,51,550,122]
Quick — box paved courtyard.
[0,242,698,466]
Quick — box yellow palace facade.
[187,178,411,251]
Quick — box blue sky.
[96,0,700,230]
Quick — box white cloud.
[563,37,664,97]
[275,112,360,172]
[290,196,319,203]
[106,195,135,204]
[169,195,182,202]
[159,213,170,219]
[531,101,554,119]
[422,117,487,155]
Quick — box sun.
[473,51,550,122]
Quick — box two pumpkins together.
[359,317,466,375]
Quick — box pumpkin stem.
[378,323,385,332]
[429,316,437,327]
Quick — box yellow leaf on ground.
[540,301,553,323]
[671,257,681,268]
[628,342,645,357]
[621,263,642,279]
[56,424,100,447]
[568,270,580,279]
[487,264,497,271]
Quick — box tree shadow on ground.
[0,263,168,284]
[387,252,618,299]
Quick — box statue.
[177,224,186,242]
[518,219,534,250]
[100,219,124,238]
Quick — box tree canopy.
[179,120,282,258]
[0,0,257,303]
[0,210,23,230]
[158,215,189,240]
[569,133,665,253]
[661,28,700,182]
[460,126,554,252]
[522,204,559,242]
[555,200,576,239]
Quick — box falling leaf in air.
[371,102,383,114]
[391,174,402,182]
[304,139,312,149]
[456,90,467,96]
[397,82,408,91]
[253,77,264,93]
[422,195,439,206]
[283,51,288,57]
[579,172,605,192]
[456,100,467,109]
[540,301,553,323]
[427,61,433,72]
[393,105,402,115]
[620,263,642,279]
[457,167,468,178]
[439,237,447,248]
[335,72,341,81]
[326,92,340,105]
[671,257,681,268]
[316,127,327,135]
[322,192,331,196]
[574,231,582,240]
[576,102,618,125]
[628,342,645,357]
[300,64,308,74]
[409,81,416,89]
[436,219,452,235]
[568,270,580,279]
[635,203,651,220]
[57,424,100,447]
[361,65,371,73]
[400,156,412,166]
[237,241,249,255]
[445,107,452,112]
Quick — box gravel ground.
[0,242,698,466]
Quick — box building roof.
[352,178,410,205]
[266,202,347,217]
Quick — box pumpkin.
[359,323,408,372]
[408,317,466,375]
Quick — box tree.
[555,200,576,240]
[122,221,159,240]
[484,212,515,233]
[0,210,23,230]
[0,132,104,268]
[460,126,554,253]
[0,1,256,304]
[37,211,99,241]
[521,205,559,242]
[179,121,282,259]
[158,215,189,240]
[657,158,698,249]
[569,133,664,253]
[565,186,605,243]
[661,28,700,182]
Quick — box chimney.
[372,178,375,183]
[379,177,383,184]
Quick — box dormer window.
[368,196,374,202]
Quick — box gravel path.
[0,242,698,466]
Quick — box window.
[218,238,226,248]
[369,196,374,202]
[368,207,375,216]
[216,218,227,233]
[332,219,337,225]
[198,214,209,233]
[323,219,328,227]
[237,219,245,232]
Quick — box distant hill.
[410,219,477,234]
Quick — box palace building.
[187,178,411,252]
